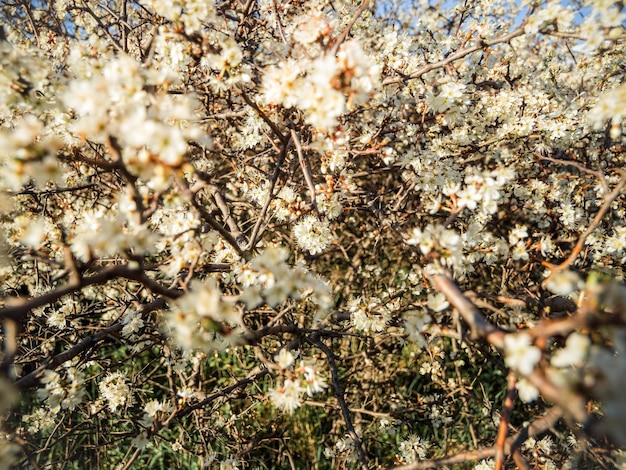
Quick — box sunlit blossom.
[504,333,542,376]
[292,215,332,255]
[2,0,626,467]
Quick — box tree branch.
[13,298,166,390]
[428,273,506,349]
[542,174,626,284]
[290,128,318,214]
[310,337,370,470]
[391,407,563,469]
[382,24,527,86]
[329,0,370,55]
[495,372,517,470]
[247,135,292,251]
[0,264,179,323]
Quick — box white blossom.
[99,372,132,412]
[551,333,590,368]
[504,333,542,376]
[292,215,332,255]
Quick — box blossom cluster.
[62,53,209,185]
[235,246,333,313]
[268,349,327,413]
[166,278,240,352]
[262,37,380,130]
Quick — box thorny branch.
[0,264,180,323]
[494,372,517,470]
[311,337,370,470]
[382,22,528,86]
[13,299,166,390]
[391,407,564,469]
[542,174,626,285]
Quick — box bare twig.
[14,298,166,389]
[3,183,96,197]
[391,407,563,469]
[290,128,318,214]
[534,152,609,194]
[495,372,517,470]
[176,177,249,259]
[305,400,391,418]
[241,0,256,17]
[542,174,626,285]
[270,0,287,43]
[512,450,530,470]
[204,181,248,248]
[15,323,122,389]
[0,264,180,323]
[429,273,590,424]
[247,136,292,251]
[242,324,357,345]
[119,448,141,470]
[20,2,41,48]
[382,23,527,86]
[68,5,124,52]
[329,0,370,55]
[173,367,269,420]
[525,315,580,340]
[240,90,287,143]
[429,273,506,348]
[311,338,370,470]
[525,368,589,424]
[105,136,149,224]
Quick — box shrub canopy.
[0,0,626,468]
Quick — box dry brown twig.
[310,337,370,470]
[329,0,370,56]
[382,22,528,86]
[391,407,564,469]
[428,272,591,445]
[495,372,517,470]
[542,174,626,286]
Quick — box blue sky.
[375,0,596,28]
